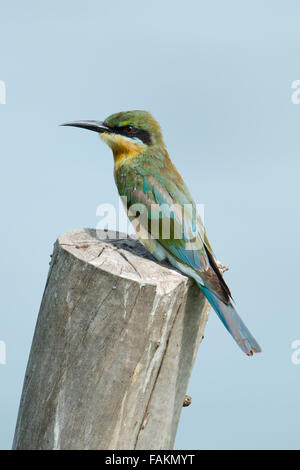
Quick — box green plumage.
[63,110,261,356]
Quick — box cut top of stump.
[58,228,192,295]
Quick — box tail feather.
[200,285,262,356]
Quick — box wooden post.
[12,228,211,450]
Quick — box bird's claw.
[216,260,229,273]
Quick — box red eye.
[126,126,134,134]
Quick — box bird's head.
[62,110,164,157]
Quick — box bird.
[62,110,261,356]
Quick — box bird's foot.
[216,260,229,273]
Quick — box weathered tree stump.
[13,228,210,450]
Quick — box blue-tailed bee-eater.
[62,110,261,356]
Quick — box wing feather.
[117,166,231,303]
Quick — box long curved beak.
[60,120,111,133]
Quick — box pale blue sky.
[1,0,300,449]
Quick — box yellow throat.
[100,132,146,173]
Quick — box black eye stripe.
[119,125,135,135]
[104,123,152,145]
[134,129,152,145]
